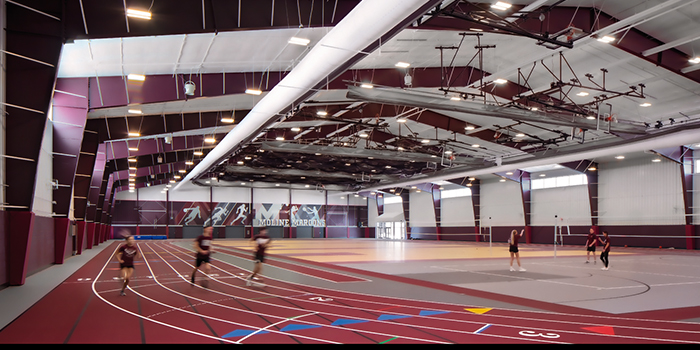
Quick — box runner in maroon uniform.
[598,231,611,270]
[509,229,526,272]
[191,226,213,284]
[246,227,271,286]
[116,235,138,296]
[585,227,598,264]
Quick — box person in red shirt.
[585,227,598,264]
[191,226,213,285]
[598,230,611,270]
[509,229,526,272]
[246,227,271,286]
[116,234,138,296]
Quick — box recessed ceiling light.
[468,177,476,181]
[397,147,404,151]
[597,35,615,43]
[530,107,538,111]
[385,165,391,169]
[576,91,589,96]
[588,167,597,171]
[128,109,142,114]
[652,158,661,162]
[288,37,310,46]
[220,117,234,123]
[128,178,135,182]
[237,161,244,165]
[129,167,136,170]
[640,102,652,107]
[193,151,203,156]
[470,28,483,32]
[397,118,407,123]
[128,158,137,162]
[506,172,513,175]
[291,127,301,132]
[421,139,430,144]
[359,133,369,138]
[204,137,216,143]
[305,185,310,188]
[173,175,181,180]
[499,179,506,182]
[360,83,374,89]
[128,147,138,151]
[465,125,475,130]
[540,174,546,177]
[244,156,252,160]
[317,111,328,116]
[128,132,140,137]
[395,62,410,68]
[275,136,285,141]
[245,89,262,95]
[491,1,512,11]
[126,8,152,20]
[586,116,596,120]
[129,173,136,177]
[127,73,145,82]
[690,57,700,64]
[615,155,625,159]
[445,150,453,154]
[185,161,194,165]
[471,144,480,148]
[177,170,186,174]
[451,96,461,101]
[515,133,525,137]
[494,78,508,84]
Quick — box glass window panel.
[543,178,556,188]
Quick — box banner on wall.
[173,202,211,226]
[253,203,326,227]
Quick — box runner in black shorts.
[191,226,213,284]
[509,229,526,272]
[585,227,598,264]
[247,227,271,286]
[116,234,138,296]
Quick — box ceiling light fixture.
[317,111,328,116]
[245,89,262,95]
[576,91,589,96]
[276,136,285,141]
[127,73,145,81]
[128,147,138,151]
[451,96,461,101]
[515,133,525,137]
[465,125,475,130]
[493,78,508,84]
[395,62,410,68]
[288,37,310,46]
[421,139,430,144]
[220,117,234,123]
[588,167,597,171]
[360,83,374,89]
[471,144,480,148]
[237,161,244,165]
[615,155,625,159]
[204,137,216,143]
[690,57,700,64]
[652,158,661,162]
[491,1,512,11]
[291,127,301,132]
[126,8,152,20]
[193,151,203,156]
[597,35,615,43]
[128,158,137,162]
[128,132,140,137]
[359,133,369,138]
[128,109,142,114]
[586,116,596,120]
[397,118,407,123]
[185,161,194,165]
[640,102,652,107]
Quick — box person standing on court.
[598,230,611,270]
[509,229,526,272]
[191,225,214,284]
[247,227,271,286]
[116,234,138,296]
[585,227,598,264]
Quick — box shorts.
[120,264,134,269]
[196,255,211,267]
[587,245,596,252]
[254,253,265,263]
[509,245,519,253]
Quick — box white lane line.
[90,244,240,344]
[237,312,318,343]
[160,241,700,343]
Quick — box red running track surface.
[0,241,699,344]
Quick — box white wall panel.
[598,157,685,225]
[212,187,251,202]
[32,121,53,217]
[115,189,137,201]
[480,179,525,227]
[440,196,475,227]
[137,184,168,201]
[409,191,436,227]
[531,185,591,226]
[253,188,289,203]
[291,189,326,204]
[168,181,210,202]
[368,197,378,226]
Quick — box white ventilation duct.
[175,0,441,190]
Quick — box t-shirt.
[253,234,271,255]
[587,232,598,246]
[196,235,212,258]
[119,244,138,266]
[509,233,520,247]
[601,236,611,252]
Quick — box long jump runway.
[0,240,699,344]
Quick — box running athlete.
[191,226,213,284]
[116,235,138,296]
[246,227,271,286]
[598,231,611,271]
[585,227,598,264]
[509,229,526,272]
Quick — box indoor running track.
[1,241,699,344]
